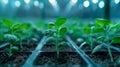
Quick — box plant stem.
[90,27,94,50]
[104,26,113,62]
[90,35,93,50]
[107,42,113,62]
[17,34,22,48]
[56,27,59,58]
[9,44,12,57]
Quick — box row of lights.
[92,0,120,4]
[84,0,120,8]
[1,0,120,9]
[1,0,44,8]
[83,0,104,8]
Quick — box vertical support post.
[104,0,110,20]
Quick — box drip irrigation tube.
[65,36,99,67]
[22,36,47,67]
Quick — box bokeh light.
[2,0,8,4]
[34,0,39,7]
[83,0,90,8]
[99,1,105,8]
[24,0,30,4]
[92,0,98,4]
[15,1,21,7]
[114,0,120,4]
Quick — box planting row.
[0,18,120,67]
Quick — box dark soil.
[81,45,108,52]
[80,45,120,53]
[34,52,86,66]
[111,43,120,48]
[41,45,75,52]
[0,42,38,52]
[19,44,37,52]
[0,52,31,67]
[88,52,120,67]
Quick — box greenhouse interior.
[0,0,120,67]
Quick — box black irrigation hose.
[22,36,47,67]
[65,36,99,67]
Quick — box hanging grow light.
[15,1,21,7]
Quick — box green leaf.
[48,23,55,28]
[35,22,41,28]
[12,24,21,30]
[59,27,67,35]
[55,18,66,27]
[112,37,120,43]
[92,45,103,54]
[96,36,105,41]
[86,39,91,44]
[93,27,104,33]
[11,46,19,53]
[4,34,19,42]
[20,23,30,30]
[0,35,4,40]
[96,18,112,26]
[3,19,12,27]
[83,25,91,34]
[111,23,120,29]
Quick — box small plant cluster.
[80,18,120,62]
[0,17,120,63]
[46,18,67,58]
[0,18,43,57]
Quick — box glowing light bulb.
[24,0,30,4]
[114,0,120,4]
[2,0,8,4]
[92,0,98,4]
[83,0,90,8]
[49,0,56,4]
[15,1,21,7]
[34,0,39,7]
[71,0,78,4]
[99,1,105,8]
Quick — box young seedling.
[2,19,31,56]
[47,18,67,58]
[92,18,120,62]
[4,34,19,56]
[83,24,95,50]
[2,19,30,48]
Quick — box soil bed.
[80,44,120,52]
[34,52,87,66]
[41,45,74,52]
[0,52,31,67]
[0,41,38,52]
[88,52,120,67]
